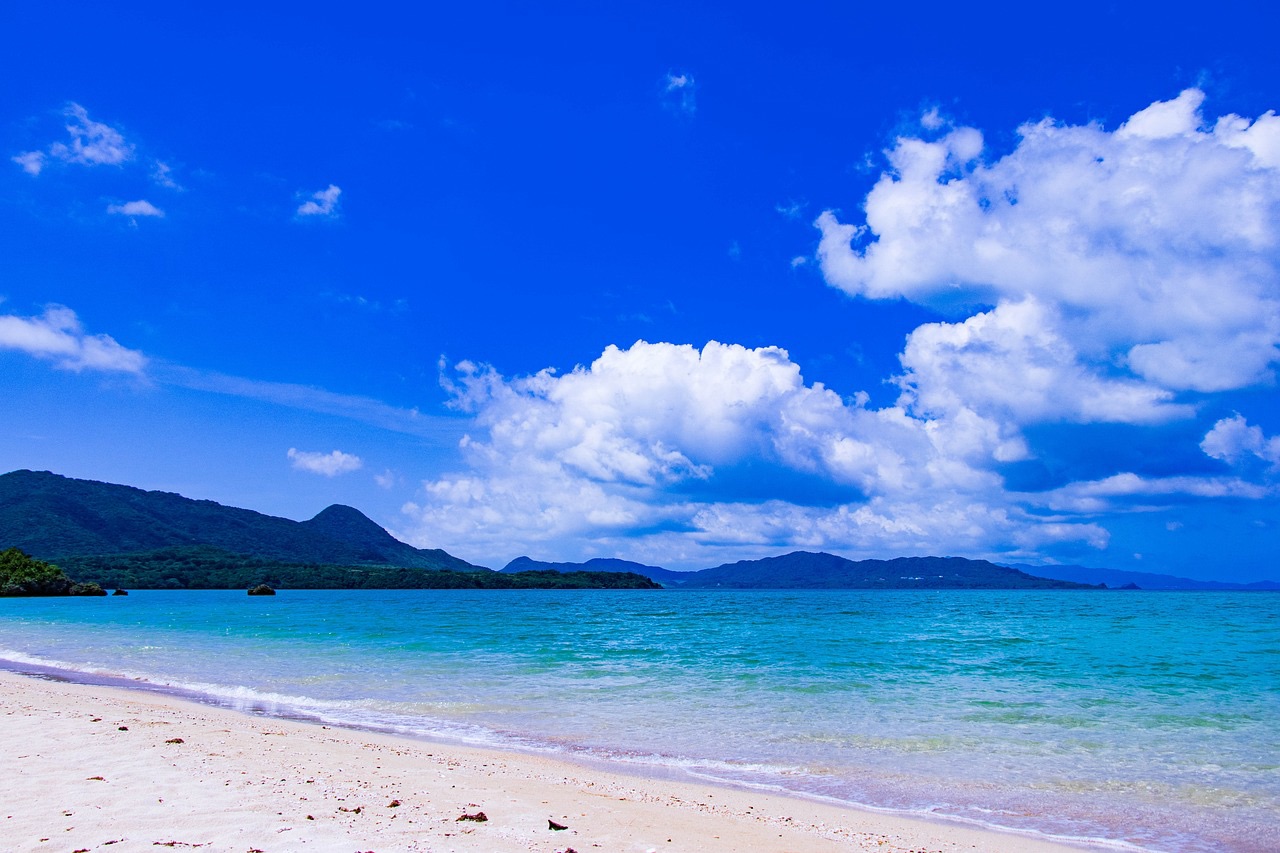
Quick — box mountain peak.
[309,503,384,529]
[301,505,404,553]
[0,469,480,571]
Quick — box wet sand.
[0,669,1097,852]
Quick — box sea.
[1,588,1276,853]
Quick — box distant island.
[3,469,1275,592]
[505,552,1098,590]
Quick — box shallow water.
[1,589,1276,852]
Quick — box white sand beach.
[0,669,1096,853]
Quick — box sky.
[2,1,1278,580]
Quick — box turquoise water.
[1,589,1276,852]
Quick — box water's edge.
[0,653,1134,852]
[2,588,1273,853]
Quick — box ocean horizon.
[2,588,1276,853]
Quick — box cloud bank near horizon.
[402,91,1280,568]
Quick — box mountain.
[676,552,1100,589]
[501,555,690,584]
[0,470,481,571]
[56,546,659,590]
[1005,563,1280,591]
[501,551,1102,589]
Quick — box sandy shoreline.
[0,669,1102,853]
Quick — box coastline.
[0,668,1102,853]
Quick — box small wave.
[0,648,1217,853]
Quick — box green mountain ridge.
[0,470,478,571]
[56,546,660,590]
[2,470,1109,591]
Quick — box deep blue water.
[1,589,1276,852]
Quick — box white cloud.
[776,200,804,219]
[287,448,363,477]
[1201,414,1280,467]
[405,341,1103,567]
[400,91,1280,569]
[375,469,397,489]
[0,305,146,374]
[13,103,135,177]
[297,184,341,217]
[1028,473,1270,514]
[12,151,45,175]
[663,71,697,115]
[107,200,164,218]
[899,298,1192,427]
[52,103,134,166]
[921,106,945,131]
[151,160,181,190]
[40,103,134,170]
[816,89,1280,409]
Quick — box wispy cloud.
[323,291,409,314]
[775,200,805,220]
[107,199,164,218]
[11,151,45,175]
[662,71,697,115]
[0,304,146,374]
[12,103,134,176]
[157,364,463,440]
[288,447,363,477]
[297,184,342,217]
[151,160,181,190]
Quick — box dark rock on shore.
[247,584,276,596]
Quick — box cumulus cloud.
[397,91,1280,569]
[297,184,341,217]
[0,305,146,374]
[816,89,1280,405]
[287,448,363,476]
[107,199,164,218]
[1201,414,1280,467]
[13,103,134,175]
[405,341,1104,567]
[898,298,1192,428]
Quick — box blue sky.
[3,1,1278,579]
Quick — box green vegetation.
[57,546,662,590]
[0,470,483,570]
[1,547,106,596]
